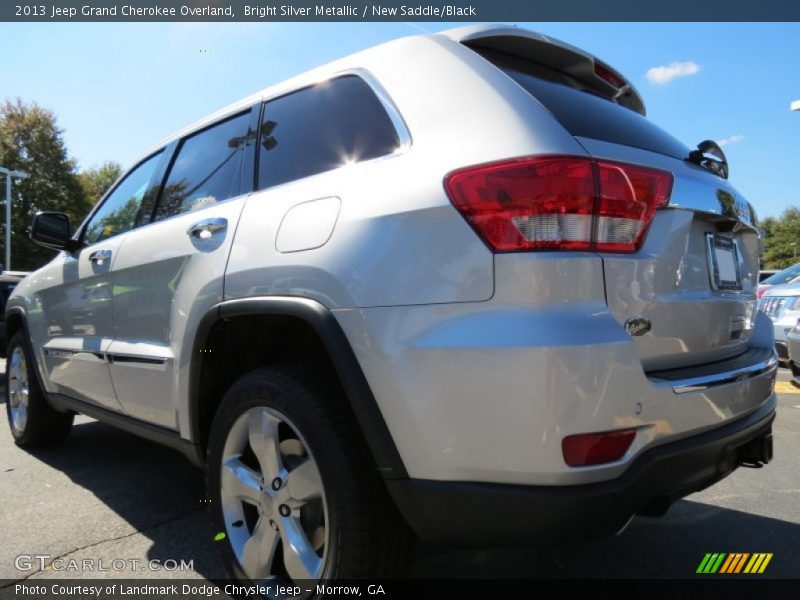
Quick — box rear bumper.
[387,394,776,545]
[339,294,777,486]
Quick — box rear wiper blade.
[687,139,728,179]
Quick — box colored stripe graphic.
[745,553,774,574]
[698,553,772,574]
[697,553,713,573]
[744,554,760,573]
[758,554,773,573]
[733,553,750,573]
[710,553,726,573]
[721,553,737,574]
[719,554,736,573]
[697,553,727,573]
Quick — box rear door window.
[474,48,691,160]
[257,75,401,189]
[154,110,251,221]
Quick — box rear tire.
[207,366,412,590]
[5,331,73,446]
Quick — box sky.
[0,22,798,218]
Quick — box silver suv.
[5,25,777,583]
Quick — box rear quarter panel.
[224,35,591,308]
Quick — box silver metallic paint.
[7,26,774,488]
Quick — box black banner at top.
[2,0,800,22]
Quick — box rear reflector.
[445,156,672,253]
[562,429,636,467]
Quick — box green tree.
[760,216,776,242]
[762,207,800,269]
[78,161,122,207]
[0,98,91,271]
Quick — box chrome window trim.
[349,68,412,150]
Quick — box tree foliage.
[78,161,123,207]
[0,99,91,270]
[761,208,800,269]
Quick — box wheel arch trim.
[5,306,28,342]
[189,296,409,479]
[4,307,48,394]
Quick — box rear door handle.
[187,217,227,240]
[89,249,112,265]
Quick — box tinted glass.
[476,49,691,160]
[764,263,800,286]
[155,110,250,221]
[258,75,400,189]
[84,152,162,245]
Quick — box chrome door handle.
[89,249,112,265]
[187,217,227,240]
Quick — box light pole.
[0,167,28,272]
[793,102,799,264]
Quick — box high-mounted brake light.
[562,429,636,467]
[445,156,672,253]
[594,62,626,89]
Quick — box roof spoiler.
[439,25,646,116]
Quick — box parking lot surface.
[1,364,799,582]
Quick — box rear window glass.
[474,48,691,160]
[764,263,800,286]
[257,75,400,189]
[154,110,251,221]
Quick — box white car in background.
[759,281,800,364]
[758,262,800,298]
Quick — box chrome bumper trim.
[652,352,778,394]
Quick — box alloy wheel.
[8,346,29,434]
[220,406,328,583]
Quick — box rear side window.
[257,75,400,189]
[474,48,691,160]
[154,110,251,221]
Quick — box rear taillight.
[445,156,673,253]
[562,428,636,467]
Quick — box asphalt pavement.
[1,364,799,582]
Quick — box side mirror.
[30,211,78,251]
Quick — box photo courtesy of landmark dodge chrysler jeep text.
[5,25,776,588]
